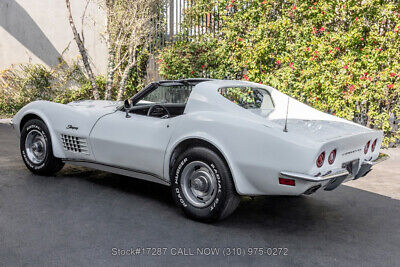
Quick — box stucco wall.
[0,0,107,74]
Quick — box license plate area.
[342,159,360,175]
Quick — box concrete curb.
[0,118,12,124]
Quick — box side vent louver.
[61,134,89,155]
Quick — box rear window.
[218,86,274,109]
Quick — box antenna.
[283,0,297,133]
[283,81,290,132]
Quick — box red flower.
[243,74,249,81]
[191,71,194,74]
[355,17,358,21]
[276,60,280,64]
[262,0,266,4]
[201,65,205,69]
[343,65,348,69]
[319,27,325,32]
[231,0,234,3]
[388,84,394,89]
[390,73,396,77]
[237,37,243,42]
[292,6,296,10]
[360,37,364,41]
[349,85,355,91]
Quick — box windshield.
[142,84,193,104]
[218,86,274,110]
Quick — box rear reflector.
[279,178,295,186]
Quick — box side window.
[218,87,274,109]
[142,85,193,104]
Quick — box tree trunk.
[105,41,115,100]
[104,7,115,100]
[65,0,99,100]
[117,60,136,101]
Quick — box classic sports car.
[12,79,388,221]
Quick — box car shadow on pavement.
[56,165,176,208]
[56,164,400,233]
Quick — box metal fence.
[149,0,220,53]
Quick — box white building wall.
[0,0,107,74]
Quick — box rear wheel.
[171,146,240,222]
[20,119,64,175]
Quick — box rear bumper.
[280,153,389,193]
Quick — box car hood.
[65,100,122,120]
[67,100,122,109]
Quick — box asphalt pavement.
[0,122,399,267]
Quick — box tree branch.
[65,0,99,100]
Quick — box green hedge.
[159,0,400,147]
[0,57,147,116]
[0,62,94,116]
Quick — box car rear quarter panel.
[165,111,321,195]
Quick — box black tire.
[171,146,240,222]
[20,119,64,175]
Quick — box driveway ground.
[0,122,399,266]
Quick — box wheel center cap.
[32,141,43,153]
[192,177,208,192]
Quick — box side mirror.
[124,99,131,118]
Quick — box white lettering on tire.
[23,124,48,170]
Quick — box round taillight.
[364,141,370,154]
[316,152,325,168]
[371,139,377,152]
[328,149,336,164]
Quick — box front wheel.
[20,119,64,175]
[171,146,240,222]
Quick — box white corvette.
[12,79,388,221]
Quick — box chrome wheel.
[25,130,46,164]
[180,161,218,208]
